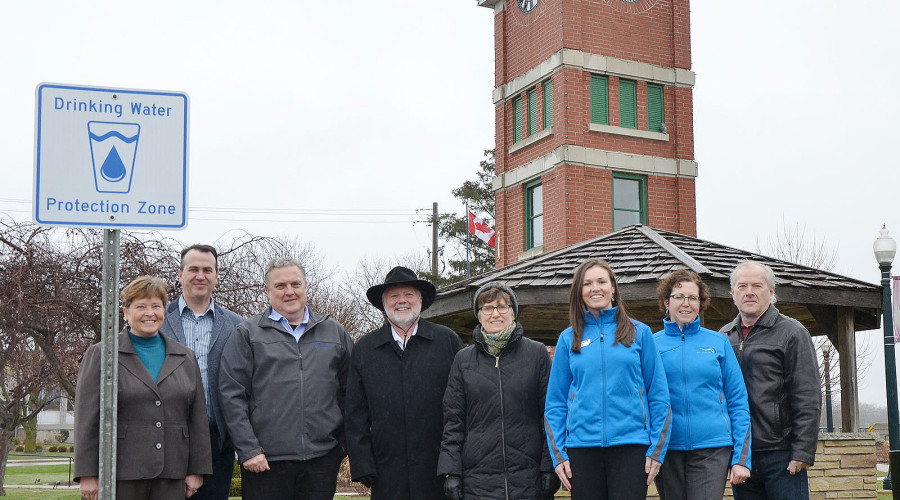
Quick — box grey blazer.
[74,330,212,481]
[160,298,243,450]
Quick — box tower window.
[619,80,637,129]
[525,181,544,249]
[647,84,664,133]
[543,80,553,129]
[590,75,609,125]
[612,173,646,230]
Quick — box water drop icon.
[100,146,127,182]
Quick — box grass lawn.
[4,464,73,486]
[0,492,364,500]
[0,490,80,500]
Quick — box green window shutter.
[647,84,664,133]
[528,89,537,137]
[543,80,553,129]
[619,80,636,129]
[590,75,608,125]
[513,97,522,143]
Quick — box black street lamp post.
[874,225,899,491]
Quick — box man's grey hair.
[730,260,777,304]
[264,257,307,284]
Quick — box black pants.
[655,446,731,500]
[192,424,236,500]
[240,446,344,500]
[568,445,648,500]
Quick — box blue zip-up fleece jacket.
[654,318,752,469]
[544,308,671,467]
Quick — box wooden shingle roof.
[425,225,881,342]
[437,225,875,295]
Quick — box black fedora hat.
[366,266,437,312]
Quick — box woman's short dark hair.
[656,269,711,315]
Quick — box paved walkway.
[6,459,72,467]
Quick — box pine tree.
[424,150,496,286]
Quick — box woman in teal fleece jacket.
[652,270,751,500]
[545,259,671,500]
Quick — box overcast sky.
[1,0,898,408]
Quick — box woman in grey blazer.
[74,276,211,500]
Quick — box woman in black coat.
[438,282,560,500]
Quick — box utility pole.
[432,202,439,278]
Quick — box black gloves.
[541,471,561,498]
[356,475,375,488]
[443,475,463,500]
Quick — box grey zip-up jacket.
[720,305,821,465]
[219,307,353,464]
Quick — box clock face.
[517,0,538,14]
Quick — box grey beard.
[386,312,419,330]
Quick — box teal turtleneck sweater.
[128,332,166,382]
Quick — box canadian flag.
[468,211,496,248]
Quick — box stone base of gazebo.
[642,433,878,499]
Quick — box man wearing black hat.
[345,266,464,500]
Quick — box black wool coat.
[345,319,464,500]
[437,324,553,500]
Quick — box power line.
[0,197,427,215]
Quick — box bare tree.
[756,221,873,424]
[0,327,62,494]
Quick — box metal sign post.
[98,229,120,500]
[33,83,189,498]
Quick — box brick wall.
[490,0,697,268]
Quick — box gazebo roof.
[424,225,882,343]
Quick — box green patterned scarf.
[483,321,516,357]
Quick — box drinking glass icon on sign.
[87,121,140,193]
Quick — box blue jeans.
[732,450,808,500]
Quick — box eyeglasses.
[479,304,511,315]
[670,294,700,304]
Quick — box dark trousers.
[655,446,731,500]
[567,445,648,500]
[193,424,236,500]
[240,446,344,500]
[732,449,809,500]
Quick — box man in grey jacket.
[220,257,353,500]
[160,244,243,500]
[720,261,821,500]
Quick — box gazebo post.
[837,306,859,432]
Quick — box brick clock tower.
[478,0,697,268]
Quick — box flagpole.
[465,202,471,279]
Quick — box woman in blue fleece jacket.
[545,259,671,500]
[652,270,751,500]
